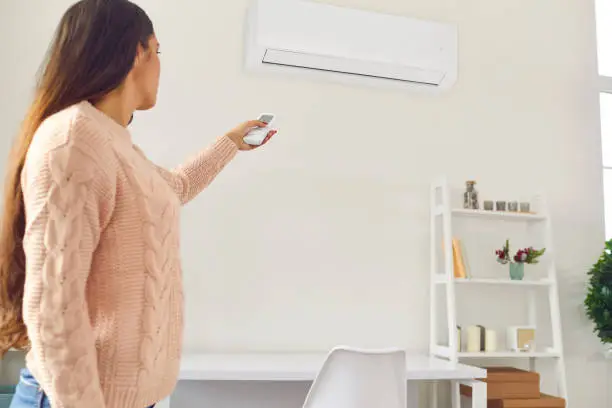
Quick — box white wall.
[1,0,610,407]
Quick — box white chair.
[302,346,408,408]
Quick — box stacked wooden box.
[460,367,565,407]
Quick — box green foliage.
[585,240,612,344]
[524,247,546,264]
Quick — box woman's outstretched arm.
[140,120,275,205]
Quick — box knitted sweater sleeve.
[141,135,238,205]
[21,119,114,408]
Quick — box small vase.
[509,263,524,280]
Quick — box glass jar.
[463,180,479,209]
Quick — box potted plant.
[495,239,546,280]
[585,240,612,355]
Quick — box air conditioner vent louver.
[245,0,457,92]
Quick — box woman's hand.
[225,120,277,151]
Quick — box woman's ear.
[133,43,146,68]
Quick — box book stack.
[452,238,468,278]
[460,367,565,407]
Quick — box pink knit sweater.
[21,101,237,408]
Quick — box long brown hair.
[0,0,154,356]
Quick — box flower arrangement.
[495,239,546,264]
[495,240,511,264]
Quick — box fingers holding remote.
[244,129,277,150]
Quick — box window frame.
[601,76,612,94]
[603,79,612,239]
[603,81,612,172]
[598,0,612,236]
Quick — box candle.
[466,326,481,352]
[485,329,497,352]
[457,326,462,351]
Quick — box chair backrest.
[302,346,407,408]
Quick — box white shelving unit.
[429,177,568,408]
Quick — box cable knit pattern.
[132,135,237,205]
[116,150,177,390]
[21,101,238,408]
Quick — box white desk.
[158,353,487,408]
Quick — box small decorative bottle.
[463,180,479,209]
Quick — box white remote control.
[243,113,275,146]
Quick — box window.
[596,0,612,239]
[596,0,612,77]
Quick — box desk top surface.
[180,352,487,381]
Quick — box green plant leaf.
[585,239,612,344]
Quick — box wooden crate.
[460,367,540,400]
[488,394,566,408]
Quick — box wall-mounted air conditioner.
[245,0,458,92]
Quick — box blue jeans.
[10,368,155,408]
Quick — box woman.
[0,0,276,407]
